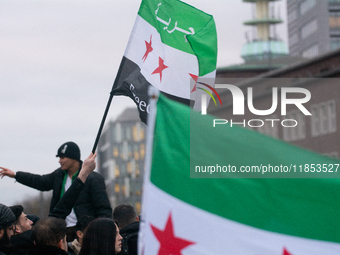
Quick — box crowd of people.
[0,142,140,255]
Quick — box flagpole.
[91,92,114,153]
[138,86,159,254]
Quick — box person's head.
[113,204,138,229]
[0,203,16,245]
[79,218,122,255]
[75,215,95,245]
[9,205,33,235]
[56,141,81,171]
[31,218,67,252]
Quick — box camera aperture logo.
[191,76,222,115]
[195,82,222,107]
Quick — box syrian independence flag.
[139,93,340,254]
[111,0,217,124]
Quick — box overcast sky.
[0,0,287,206]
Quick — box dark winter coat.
[27,245,68,255]
[117,221,139,255]
[10,230,34,255]
[0,244,12,255]
[15,166,112,220]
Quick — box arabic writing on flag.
[139,93,340,254]
[111,0,217,123]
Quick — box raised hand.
[0,167,16,179]
[78,152,97,183]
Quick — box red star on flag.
[152,57,168,82]
[150,213,195,255]
[282,247,293,255]
[257,247,293,255]
[142,35,153,62]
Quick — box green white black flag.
[140,93,340,254]
[111,0,217,123]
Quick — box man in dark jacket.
[9,153,98,255]
[0,142,112,229]
[8,205,35,255]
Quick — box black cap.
[56,141,81,161]
[9,205,23,222]
[0,204,16,228]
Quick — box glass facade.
[97,108,146,214]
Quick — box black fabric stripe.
[111,56,192,124]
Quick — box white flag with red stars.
[110,0,217,123]
[139,93,340,254]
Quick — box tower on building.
[241,0,289,62]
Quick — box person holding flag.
[107,0,217,124]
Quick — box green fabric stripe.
[138,0,217,76]
[150,94,340,243]
[60,170,79,198]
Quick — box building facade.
[212,48,340,158]
[97,108,146,214]
[287,0,340,58]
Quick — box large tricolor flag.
[111,0,217,123]
[139,92,340,254]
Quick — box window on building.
[257,115,279,139]
[289,34,299,47]
[330,37,340,50]
[107,160,115,180]
[301,19,318,39]
[132,123,141,142]
[121,141,128,160]
[302,44,319,58]
[113,147,119,157]
[114,123,122,143]
[140,127,145,140]
[282,110,306,142]
[320,103,329,135]
[124,177,130,198]
[121,185,126,197]
[311,100,337,137]
[135,164,140,178]
[130,160,136,179]
[328,100,337,133]
[288,10,297,23]
[115,183,120,193]
[125,126,132,141]
[329,11,340,29]
[115,165,120,178]
[127,162,132,175]
[135,202,141,215]
[311,105,320,137]
[140,143,145,159]
[300,0,316,15]
[120,163,127,175]
[134,144,140,160]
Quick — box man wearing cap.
[0,142,112,230]
[0,203,16,255]
[7,205,35,255]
